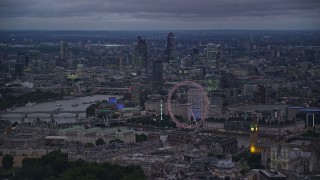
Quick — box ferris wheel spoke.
[167,81,209,129]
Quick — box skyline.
[0,0,320,30]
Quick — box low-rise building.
[270,144,313,173]
[247,169,287,180]
[210,157,241,180]
[198,135,238,154]
[58,126,135,144]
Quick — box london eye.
[167,81,209,129]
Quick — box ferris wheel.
[167,81,209,129]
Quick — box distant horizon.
[1,28,320,31]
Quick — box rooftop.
[260,169,286,178]
[58,125,83,132]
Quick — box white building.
[58,126,135,144]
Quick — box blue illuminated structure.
[117,103,124,110]
[109,97,117,104]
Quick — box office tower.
[165,32,175,65]
[191,48,199,65]
[60,41,68,59]
[15,52,29,75]
[152,59,163,92]
[18,52,29,66]
[132,36,148,70]
[131,82,140,104]
[76,64,84,78]
[206,43,221,68]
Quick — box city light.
[250,146,256,153]
[1,28,318,179]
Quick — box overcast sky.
[0,0,320,30]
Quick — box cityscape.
[0,1,320,180]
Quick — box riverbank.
[0,94,122,123]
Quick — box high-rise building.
[60,41,68,59]
[132,36,148,70]
[165,32,175,65]
[15,52,29,75]
[191,48,199,65]
[119,56,123,70]
[152,59,163,92]
[206,43,221,68]
[17,52,29,67]
[131,82,140,104]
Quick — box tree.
[12,121,19,127]
[95,138,105,146]
[84,143,94,148]
[109,139,124,144]
[247,153,264,169]
[135,134,148,142]
[14,151,146,180]
[86,103,99,117]
[2,154,14,169]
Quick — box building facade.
[165,32,175,65]
[133,36,148,70]
[152,59,163,92]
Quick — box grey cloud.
[0,0,319,29]
[1,0,319,18]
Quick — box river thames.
[0,94,255,147]
[0,95,121,123]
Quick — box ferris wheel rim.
[167,80,209,129]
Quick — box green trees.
[84,143,95,148]
[126,114,176,128]
[135,133,148,142]
[302,129,320,137]
[86,103,98,117]
[2,155,14,169]
[247,153,264,169]
[109,139,124,144]
[61,163,145,180]
[95,138,105,145]
[85,101,118,118]
[13,151,146,180]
